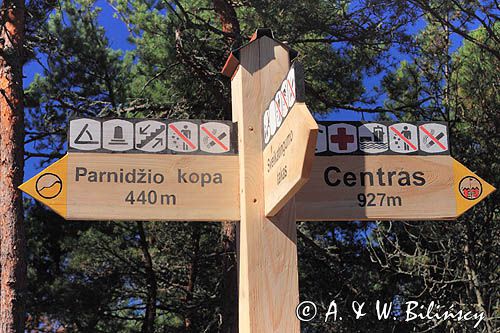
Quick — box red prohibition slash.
[201,126,229,151]
[287,79,295,98]
[420,125,447,150]
[169,124,196,149]
[390,126,417,151]
[280,90,289,109]
[274,100,283,118]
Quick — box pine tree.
[374,11,499,332]
[0,1,26,332]
[21,0,499,332]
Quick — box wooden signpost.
[296,155,495,221]
[225,30,302,332]
[295,120,495,221]
[19,153,240,221]
[261,62,318,216]
[20,29,495,333]
[21,118,240,221]
[263,103,317,216]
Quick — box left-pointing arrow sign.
[19,153,240,221]
[20,155,68,217]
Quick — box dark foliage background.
[20,0,498,331]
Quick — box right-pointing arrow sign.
[453,159,496,217]
[295,155,495,221]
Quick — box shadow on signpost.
[268,200,298,244]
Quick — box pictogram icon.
[168,121,198,152]
[358,123,388,153]
[263,108,272,145]
[135,120,167,152]
[268,101,279,136]
[419,123,448,153]
[200,122,231,153]
[389,123,418,153]
[459,176,482,200]
[103,119,134,151]
[315,124,327,153]
[69,118,101,150]
[328,123,357,153]
[36,173,63,199]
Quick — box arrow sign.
[295,155,495,221]
[19,153,240,221]
[263,103,318,216]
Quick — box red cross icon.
[331,127,355,150]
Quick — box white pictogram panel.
[263,109,271,145]
[268,100,280,136]
[389,123,418,153]
[280,72,295,114]
[419,123,448,153]
[328,123,357,153]
[200,122,231,154]
[316,124,327,153]
[285,66,296,107]
[103,119,134,151]
[135,120,167,153]
[168,121,198,153]
[69,118,101,151]
[358,123,388,154]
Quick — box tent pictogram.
[69,118,101,151]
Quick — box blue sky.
[23,1,133,180]
[22,1,376,180]
[23,1,461,180]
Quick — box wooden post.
[230,34,300,332]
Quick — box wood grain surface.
[233,36,300,333]
[263,103,317,216]
[296,155,456,220]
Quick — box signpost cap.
[221,28,298,78]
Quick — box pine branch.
[24,151,64,160]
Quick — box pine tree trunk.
[212,1,240,330]
[0,1,26,332]
[137,222,157,333]
[184,226,200,331]
[221,222,238,333]
[213,0,241,48]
